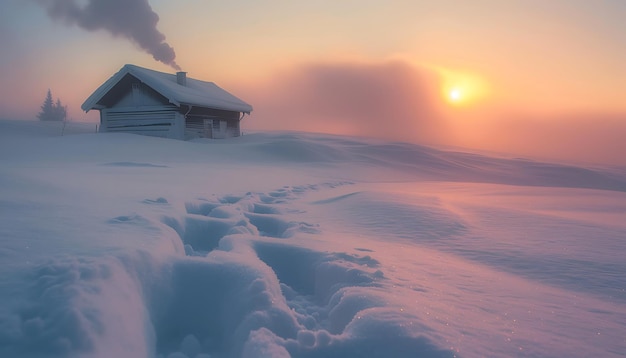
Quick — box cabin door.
[212,120,226,139]
[203,119,212,138]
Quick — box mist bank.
[451,111,626,166]
[238,60,446,146]
[1,56,624,166]
[237,59,626,166]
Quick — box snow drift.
[1,120,625,357]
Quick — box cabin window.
[212,120,221,130]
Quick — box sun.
[436,67,490,107]
[449,88,462,102]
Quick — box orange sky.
[1,0,625,165]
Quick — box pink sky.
[1,0,625,165]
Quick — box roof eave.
[81,65,130,112]
[82,64,252,114]
[180,102,253,114]
[81,64,182,112]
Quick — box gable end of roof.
[81,64,252,114]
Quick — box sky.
[1,0,625,165]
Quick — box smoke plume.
[31,0,181,70]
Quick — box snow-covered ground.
[1,119,625,358]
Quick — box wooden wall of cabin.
[182,106,241,139]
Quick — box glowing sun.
[437,67,490,107]
[449,88,462,102]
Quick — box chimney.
[176,71,187,86]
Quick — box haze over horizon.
[2,3,626,357]
[1,0,625,165]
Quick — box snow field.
[1,120,626,357]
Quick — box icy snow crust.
[1,120,625,357]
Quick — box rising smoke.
[31,0,181,70]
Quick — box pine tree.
[54,98,67,122]
[38,89,55,121]
[37,90,67,121]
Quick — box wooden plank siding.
[96,75,244,140]
[83,65,252,141]
[102,107,180,139]
[184,115,211,140]
[184,112,241,140]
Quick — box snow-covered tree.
[37,89,67,121]
[54,98,67,122]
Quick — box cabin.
[81,64,252,140]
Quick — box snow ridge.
[146,183,451,358]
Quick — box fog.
[238,60,626,166]
[239,60,447,146]
[456,112,626,166]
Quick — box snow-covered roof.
[81,64,253,114]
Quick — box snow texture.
[1,119,625,357]
[82,64,253,114]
